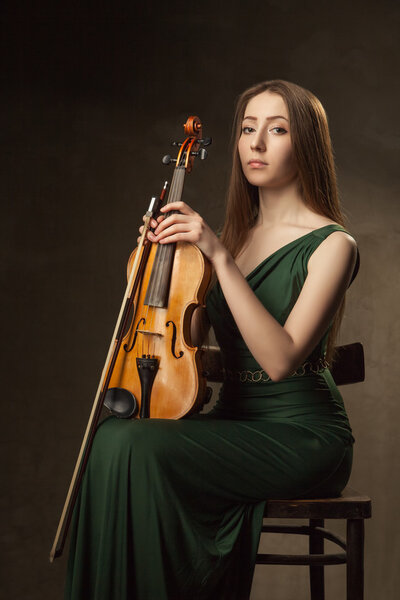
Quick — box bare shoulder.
[308,229,358,272]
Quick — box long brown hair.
[220,79,347,365]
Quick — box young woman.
[65,79,359,600]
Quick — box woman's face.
[237,90,298,190]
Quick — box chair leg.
[346,519,364,600]
[309,518,325,600]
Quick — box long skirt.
[65,374,353,600]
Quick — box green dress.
[65,224,359,600]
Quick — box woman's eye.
[271,127,287,134]
[241,126,254,134]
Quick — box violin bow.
[49,183,168,562]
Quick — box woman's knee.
[94,416,175,459]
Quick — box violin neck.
[167,165,185,206]
[144,167,186,308]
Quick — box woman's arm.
[147,202,358,382]
[211,232,357,380]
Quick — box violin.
[106,116,212,419]
[50,116,212,561]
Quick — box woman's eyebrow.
[243,115,289,122]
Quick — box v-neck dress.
[65,224,359,600]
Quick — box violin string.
[129,272,140,361]
[144,167,180,358]
[139,164,185,360]
[142,294,151,357]
[137,249,154,358]
[138,176,172,358]
[145,307,150,356]
[149,167,182,317]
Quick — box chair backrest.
[202,342,365,386]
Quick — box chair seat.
[263,486,372,519]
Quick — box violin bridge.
[136,330,164,337]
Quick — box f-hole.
[124,317,146,353]
[166,320,183,359]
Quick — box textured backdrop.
[1,1,399,598]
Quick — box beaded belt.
[224,357,330,383]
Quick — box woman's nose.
[250,131,266,151]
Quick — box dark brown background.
[1,1,399,598]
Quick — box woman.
[65,80,359,599]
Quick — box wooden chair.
[202,343,371,600]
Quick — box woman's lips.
[248,160,268,168]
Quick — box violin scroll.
[163,116,212,173]
[184,115,202,136]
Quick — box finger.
[153,224,200,245]
[147,231,157,241]
[138,225,153,238]
[142,216,158,228]
[154,222,190,237]
[158,231,193,245]
[154,213,192,234]
[160,201,195,216]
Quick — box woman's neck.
[256,179,311,228]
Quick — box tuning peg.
[171,141,183,147]
[162,155,177,165]
[199,137,212,146]
[191,148,208,160]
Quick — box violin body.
[109,240,212,418]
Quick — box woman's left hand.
[148,201,225,264]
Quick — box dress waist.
[224,358,329,384]
[209,371,353,441]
